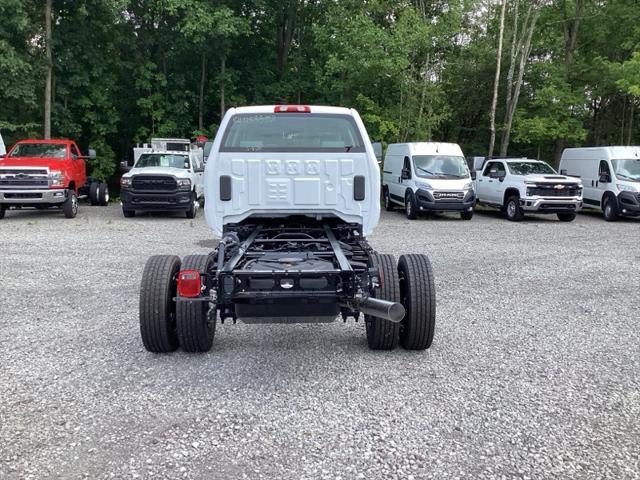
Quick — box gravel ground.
[0,204,639,480]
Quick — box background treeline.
[1,0,640,180]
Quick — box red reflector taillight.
[177,270,202,298]
[274,105,311,113]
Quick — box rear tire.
[405,192,418,220]
[98,183,109,206]
[139,255,181,353]
[460,210,473,220]
[176,254,215,352]
[89,182,100,206]
[557,212,576,222]
[0,206,5,219]
[398,254,436,350]
[63,191,78,218]
[505,195,523,222]
[603,196,618,222]
[186,193,197,219]
[123,208,135,218]
[383,188,394,211]
[365,253,401,350]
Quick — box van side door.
[595,160,613,206]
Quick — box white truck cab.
[204,105,381,236]
[559,146,640,221]
[473,157,583,222]
[382,142,474,220]
[120,138,205,218]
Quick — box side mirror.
[560,169,567,175]
[401,168,411,180]
[371,142,383,162]
[184,160,190,169]
[470,171,477,180]
[88,149,97,160]
[119,160,131,172]
[599,173,610,183]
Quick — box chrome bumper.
[520,196,582,212]
[0,188,67,205]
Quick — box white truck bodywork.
[0,132,5,156]
[204,106,381,237]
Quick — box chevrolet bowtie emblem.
[554,184,565,189]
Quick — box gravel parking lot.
[1,204,639,479]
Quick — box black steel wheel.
[176,254,215,352]
[89,182,100,206]
[139,255,181,353]
[405,192,418,220]
[398,254,436,350]
[98,182,110,206]
[365,253,401,350]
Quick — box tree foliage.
[0,0,638,173]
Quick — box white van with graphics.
[559,146,640,221]
[382,142,474,220]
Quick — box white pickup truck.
[120,138,205,218]
[472,157,583,222]
[137,105,436,354]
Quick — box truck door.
[477,161,504,204]
[70,144,86,190]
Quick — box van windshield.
[507,161,556,175]
[220,113,365,152]
[612,159,640,181]
[412,155,469,179]
[136,154,189,169]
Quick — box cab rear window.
[220,113,365,153]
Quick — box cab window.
[483,161,505,177]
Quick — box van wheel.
[186,193,197,219]
[98,183,110,206]
[398,254,436,350]
[63,191,78,218]
[405,192,418,220]
[365,253,400,350]
[0,206,5,219]
[460,210,473,220]
[557,212,576,222]
[176,254,215,352]
[383,188,394,211]
[603,197,618,222]
[505,195,523,222]
[139,255,181,353]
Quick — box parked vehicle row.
[0,138,109,219]
[380,141,639,223]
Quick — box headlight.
[526,187,533,196]
[177,178,192,190]
[617,183,638,193]
[120,177,132,188]
[416,182,433,191]
[463,181,473,190]
[48,171,64,187]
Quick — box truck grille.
[433,191,464,201]
[528,184,581,197]
[0,169,49,189]
[131,175,177,191]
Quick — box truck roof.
[15,138,75,145]
[228,105,355,116]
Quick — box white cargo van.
[559,146,640,221]
[382,142,474,220]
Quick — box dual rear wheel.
[139,254,215,353]
[365,253,436,351]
